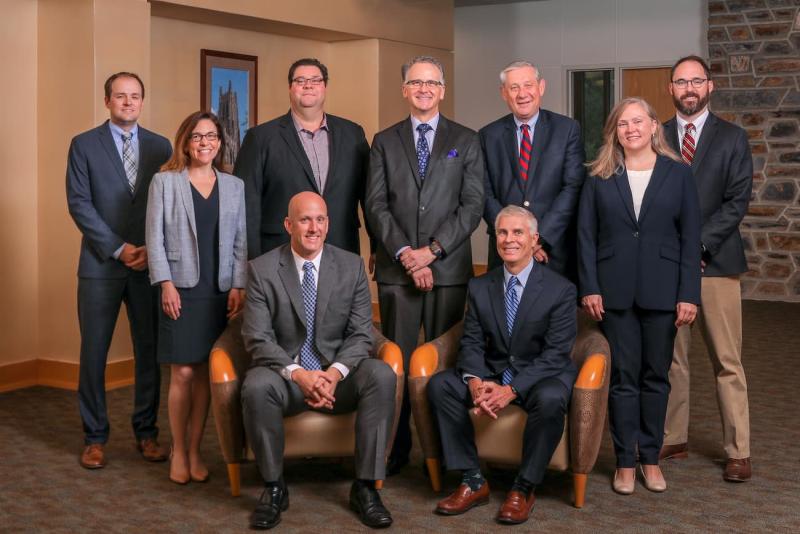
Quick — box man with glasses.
[234,58,371,259]
[662,55,754,482]
[366,55,484,475]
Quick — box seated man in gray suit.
[241,192,396,530]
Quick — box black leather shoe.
[386,456,409,477]
[349,481,393,529]
[250,484,289,530]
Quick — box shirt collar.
[513,112,539,132]
[108,121,138,140]
[291,112,328,134]
[676,107,709,132]
[503,257,534,290]
[291,245,323,274]
[410,113,440,133]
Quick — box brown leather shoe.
[136,438,168,462]
[724,458,751,482]
[80,444,106,469]
[659,442,688,461]
[434,483,490,515]
[496,490,535,525]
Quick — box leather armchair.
[209,315,404,497]
[408,311,609,508]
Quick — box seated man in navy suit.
[427,205,577,525]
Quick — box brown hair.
[670,55,711,81]
[104,72,145,100]
[160,111,226,172]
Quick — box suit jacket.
[577,155,702,311]
[457,263,578,398]
[66,120,172,278]
[145,169,247,291]
[233,111,371,258]
[365,115,485,286]
[242,244,373,375]
[480,110,585,273]
[663,112,753,277]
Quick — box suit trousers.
[664,276,750,459]
[601,306,676,467]
[241,359,397,483]
[77,273,161,444]
[428,369,570,485]
[378,283,467,461]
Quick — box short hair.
[160,111,226,172]
[495,205,538,235]
[670,55,711,80]
[499,60,541,85]
[287,58,329,86]
[104,72,145,100]
[401,56,446,84]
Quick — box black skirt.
[157,292,228,365]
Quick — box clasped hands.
[468,377,516,419]
[293,367,342,410]
[119,243,148,271]
[399,247,437,292]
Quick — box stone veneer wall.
[707,0,800,301]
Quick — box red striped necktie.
[681,122,696,165]
[519,124,532,181]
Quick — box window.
[570,69,614,161]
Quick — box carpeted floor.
[1,301,798,533]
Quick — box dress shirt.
[108,121,140,260]
[676,107,709,147]
[627,168,653,220]
[292,113,330,193]
[513,112,540,155]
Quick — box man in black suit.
[366,56,484,474]
[480,61,585,276]
[428,206,577,525]
[661,56,754,482]
[234,58,371,258]
[66,72,172,468]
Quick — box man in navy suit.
[66,72,172,469]
[480,61,585,277]
[428,206,577,525]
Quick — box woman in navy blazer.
[578,98,701,495]
[146,111,247,484]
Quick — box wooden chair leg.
[375,480,384,490]
[573,472,587,508]
[227,463,241,497]
[426,458,442,492]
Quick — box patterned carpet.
[1,301,798,533]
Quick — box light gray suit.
[145,169,247,290]
[241,244,396,482]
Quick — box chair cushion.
[283,411,357,458]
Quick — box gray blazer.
[241,244,373,375]
[146,169,247,290]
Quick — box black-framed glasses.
[405,79,444,89]
[671,78,708,89]
[189,132,219,143]
[292,77,325,86]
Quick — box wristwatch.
[429,239,444,259]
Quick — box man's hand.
[411,266,434,292]
[400,246,436,274]
[472,382,517,419]
[292,368,332,407]
[309,368,342,410]
[227,288,245,319]
[532,243,548,264]
[467,377,486,404]
[581,294,605,322]
[675,302,697,328]
[161,281,181,320]
[120,243,148,271]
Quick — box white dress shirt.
[627,168,653,220]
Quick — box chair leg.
[227,463,241,497]
[375,480,384,490]
[573,472,587,508]
[426,458,442,492]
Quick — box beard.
[673,90,709,116]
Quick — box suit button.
[633,231,639,238]
[509,355,515,361]
[420,205,426,211]
[523,201,530,207]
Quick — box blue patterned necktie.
[416,123,432,179]
[121,132,137,192]
[299,261,322,371]
[502,275,520,385]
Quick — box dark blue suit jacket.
[66,121,172,278]
[577,155,702,311]
[456,262,578,398]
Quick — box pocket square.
[447,149,459,158]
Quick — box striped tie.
[502,276,519,385]
[518,124,532,181]
[681,123,696,165]
[121,132,137,192]
[299,261,322,371]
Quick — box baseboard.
[0,358,135,393]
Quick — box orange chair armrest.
[378,341,404,376]
[210,348,238,384]
[409,344,440,378]
[574,353,606,390]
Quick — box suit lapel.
[488,270,511,349]
[325,116,337,194]
[398,118,422,189]
[663,117,680,154]
[277,245,307,327]
[637,157,670,225]
[97,121,131,193]
[177,169,198,239]
[278,112,319,192]
[421,115,451,185]
[525,111,548,197]
[691,113,717,170]
[613,168,638,227]
[510,263,543,343]
[133,129,152,197]
[315,248,335,328]
[503,116,524,197]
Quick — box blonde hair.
[587,97,680,179]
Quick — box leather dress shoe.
[612,468,635,495]
[496,490,536,525]
[250,484,289,530]
[434,483,490,515]
[386,456,409,477]
[137,438,168,462]
[724,458,752,482]
[80,444,106,469]
[639,465,667,492]
[349,481,393,528]
[659,442,689,461]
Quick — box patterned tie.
[299,261,322,371]
[502,276,520,385]
[681,123,696,165]
[519,124,532,181]
[416,123,432,179]
[121,132,137,192]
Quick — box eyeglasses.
[671,78,708,89]
[404,79,444,89]
[292,77,325,86]
[189,132,219,143]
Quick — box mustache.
[681,92,700,100]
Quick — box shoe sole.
[250,497,288,530]
[80,462,106,470]
[496,514,531,525]
[434,497,489,516]
[723,476,749,483]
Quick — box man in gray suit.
[66,72,172,469]
[241,192,396,530]
[366,56,485,474]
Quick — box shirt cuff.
[395,245,410,260]
[112,243,126,260]
[462,373,479,384]
[281,364,302,381]
[330,362,350,380]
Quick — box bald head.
[284,192,329,259]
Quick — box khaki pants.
[664,276,750,459]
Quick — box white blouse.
[627,168,653,220]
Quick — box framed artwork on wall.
[200,49,258,171]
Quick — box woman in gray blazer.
[146,111,247,484]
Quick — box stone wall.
[707,0,800,301]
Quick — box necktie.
[519,124,532,181]
[681,123,696,165]
[299,261,322,371]
[416,123,432,179]
[121,132,137,192]
[502,276,520,385]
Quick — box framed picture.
[200,49,258,171]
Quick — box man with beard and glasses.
[661,55,754,482]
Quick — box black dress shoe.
[250,484,289,530]
[386,456,409,477]
[349,481,393,529]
